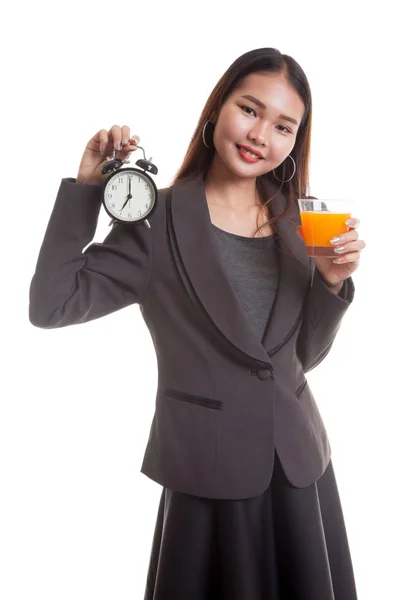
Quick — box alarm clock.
[101,145,158,229]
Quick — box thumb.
[296,225,304,241]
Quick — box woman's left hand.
[297,218,366,287]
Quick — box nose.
[248,122,269,147]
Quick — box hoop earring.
[202,120,214,149]
[273,155,296,183]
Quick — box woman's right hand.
[76,125,140,186]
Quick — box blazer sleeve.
[296,268,355,373]
[29,178,153,329]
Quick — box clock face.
[103,169,156,222]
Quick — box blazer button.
[251,368,273,380]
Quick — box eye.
[277,125,292,134]
[240,106,292,134]
[240,105,256,117]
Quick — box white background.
[2,0,399,598]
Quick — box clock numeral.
[138,210,142,216]
[118,177,124,184]
[106,193,112,199]
[128,213,132,218]
[112,184,117,191]
[111,203,116,208]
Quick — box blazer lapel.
[260,184,314,353]
[169,173,313,365]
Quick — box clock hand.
[120,194,132,211]
[119,176,134,211]
[119,176,133,212]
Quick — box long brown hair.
[170,48,313,236]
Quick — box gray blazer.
[29,173,354,500]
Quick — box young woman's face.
[210,72,305,181]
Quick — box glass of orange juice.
[297,198,354,258]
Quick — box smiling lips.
[236,144,264,162]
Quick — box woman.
[29,48,365,599]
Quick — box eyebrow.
[239,94,299,126]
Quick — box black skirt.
[144,449,358,600]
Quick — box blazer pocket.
[164,388,224,411]
[295,379,308,399]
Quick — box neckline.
[211,223,276,241]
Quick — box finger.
[128,134,140,150]
[98,129,109,156]
[118,136,140,158]
[333,240,366,255]
[330,230,359,245]
[120,125,131,147]
[296,225,304,241]
[121,130,140,148]
[119,135,140,159]
[346,218,360,229]
[101,125,119,156]
[110,124,122,150]
[120,126,140,151]
[332,251,361,264]
[101,127,140,158]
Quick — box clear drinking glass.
[297,198,354,258]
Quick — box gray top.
[212,224,280,341]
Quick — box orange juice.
[300,211,351,257]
